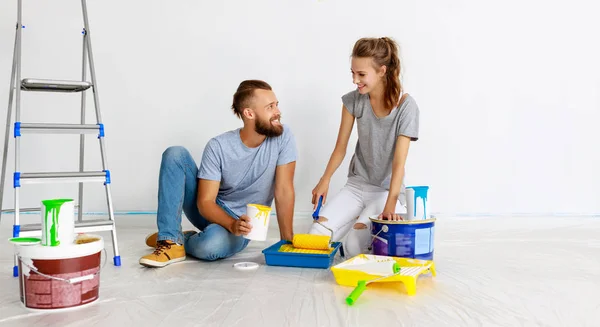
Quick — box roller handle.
[345,266,401,305]
[312,195,323,220]
[346,280,367,305]
[393,262,401,274]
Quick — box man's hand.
[230,215,253,236]
[229,215,252,236]
[280,230,293,242]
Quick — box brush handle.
[346,280,367,305]
[312,195,323,220]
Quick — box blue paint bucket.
[369,217,436,260]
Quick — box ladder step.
[1,207,46,213]
[21,78,92,93]
[16,123,104,136]
[1,204,80,213]
[16,171,110,185]
[18,219,115,236]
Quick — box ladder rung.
[17,123,103,135]
[21,78,92,93]
[1,207,40,213]
[17,171,110,185]
[18,219,115,235]
[1,204,80,213]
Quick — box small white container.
[40,198,75,246]
[243,204,272,241]
[406,186,430,220]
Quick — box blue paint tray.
[262,240,342,269]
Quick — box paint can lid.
[8,237,41,245]
[233,262,259,271]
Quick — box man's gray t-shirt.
[197,124,297,217]
[342,90,420,191]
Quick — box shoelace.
[153,241,172,256]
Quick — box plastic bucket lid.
[17,235,104,260]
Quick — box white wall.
[1,0,599,217]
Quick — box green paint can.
[40,199,75,247]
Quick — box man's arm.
[274,161,296,241]
[196,179,250,236]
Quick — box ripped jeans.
[156,146,249,261]
[308,177,406,258]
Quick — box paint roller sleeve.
[292,234,331,250]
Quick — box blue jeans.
[156,146,250,261]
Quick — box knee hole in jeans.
[316,217,328,223]
[353,223,367,230]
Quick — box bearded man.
[139,80,297,268]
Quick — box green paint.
[42,199,72,247]
[9,237,40,243]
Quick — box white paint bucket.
[243,204,272,241]
[40,199,74,246]
[15,234,105,311]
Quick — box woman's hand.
[311,178,330,210]
[378,212,403,221]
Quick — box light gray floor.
[1,214,599,326]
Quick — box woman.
[309,37,420,257]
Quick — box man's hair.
[231,80,272,119]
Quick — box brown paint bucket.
[15,234,105,311]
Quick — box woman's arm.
[380,135,412,220]
[321,106,355,180]
[311,105,355,207]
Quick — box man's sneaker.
[139,240,186,268]
[144,230,196,248]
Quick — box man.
[140,80,296,268]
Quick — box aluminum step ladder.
[0,0,121,277]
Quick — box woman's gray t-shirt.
[342,90,420,191]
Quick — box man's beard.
[255,116,283,137]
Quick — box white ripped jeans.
[308,176,406,258]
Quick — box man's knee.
[316,216,328,223]
[162,146,190,163]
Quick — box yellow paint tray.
[331,254,436,296]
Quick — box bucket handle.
[368,225,389,251]
[18,248,107,284]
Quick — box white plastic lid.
[233,262,259,271]
[16,234,104,260]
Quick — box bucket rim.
[41,198,74,205]
[247,203,272,210]
[369,217,436,225]
[16,234,104,260]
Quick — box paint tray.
[262,240,342,269]
[331,254,436,295]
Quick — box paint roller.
[291,195,334,251]
[346,261,402,305]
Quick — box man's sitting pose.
[140,80,297,268]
